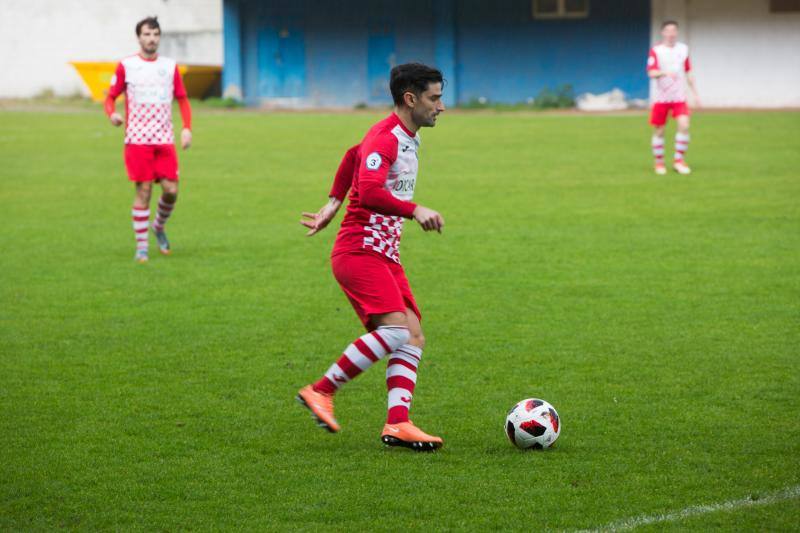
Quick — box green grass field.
[1,106,799,531]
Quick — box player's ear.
[403,91,416,109]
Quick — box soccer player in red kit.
[106,16,192,263]
[297,63,446,451]
[647,20,700,176]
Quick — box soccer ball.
[505,398,561,449]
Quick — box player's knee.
[376,325,411,350]
[137,183,153,197]
[408,331,425,349]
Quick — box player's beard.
[416,109,438,128]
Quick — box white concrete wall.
[0,0,222,98]
[651,0,800,107]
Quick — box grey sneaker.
[134,249,149,264]
[152,226,171,255]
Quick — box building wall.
[455,0,651,104]
[228,0,438,107]
[651,0,800,107]
[0,0,222,98]
[226,0,651,107]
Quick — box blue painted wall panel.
[433,0,458,106]
[367,25,396,104]
[222,0,243,99]
[455,0,651,102]
[226,0,650,106]
[303,4,368,106]
[256,23,307,98]
[240,5,260,105]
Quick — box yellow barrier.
[70,61,221,102]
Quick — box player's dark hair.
[136,16,161,36]
[661,20,679,29]
[390,63,444,107]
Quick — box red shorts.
[650,102,690,126]
[124,144,179,182]
[332,251,421,330]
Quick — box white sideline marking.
[583,485,800,532]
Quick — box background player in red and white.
[647,20,700,175]
[106,16,192,263]
[297,63,446,451]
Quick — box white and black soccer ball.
[505,398,561,449]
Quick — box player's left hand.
[181,128,192,150]
[301,198,341,236]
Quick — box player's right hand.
[413,206,444,233]
[109,113,123,127]
[300,198,342,236]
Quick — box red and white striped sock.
[152,196,176,232]
[674,132,690,162]
[132,205,149,252]
[652,135,665,165]
[386,344,422,424]
[312,326,410,395]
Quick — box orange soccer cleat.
[296,385,340,433]
[381,421,443,451]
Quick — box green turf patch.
[1,109,798,530]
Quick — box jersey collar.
[391,112,417,139]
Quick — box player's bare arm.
[300,145,359,236]
[300,197,342,236]
[412,205,444,233]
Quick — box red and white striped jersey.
[330,113,420,264]
[108,54,187,145]
[647,42,692,103]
